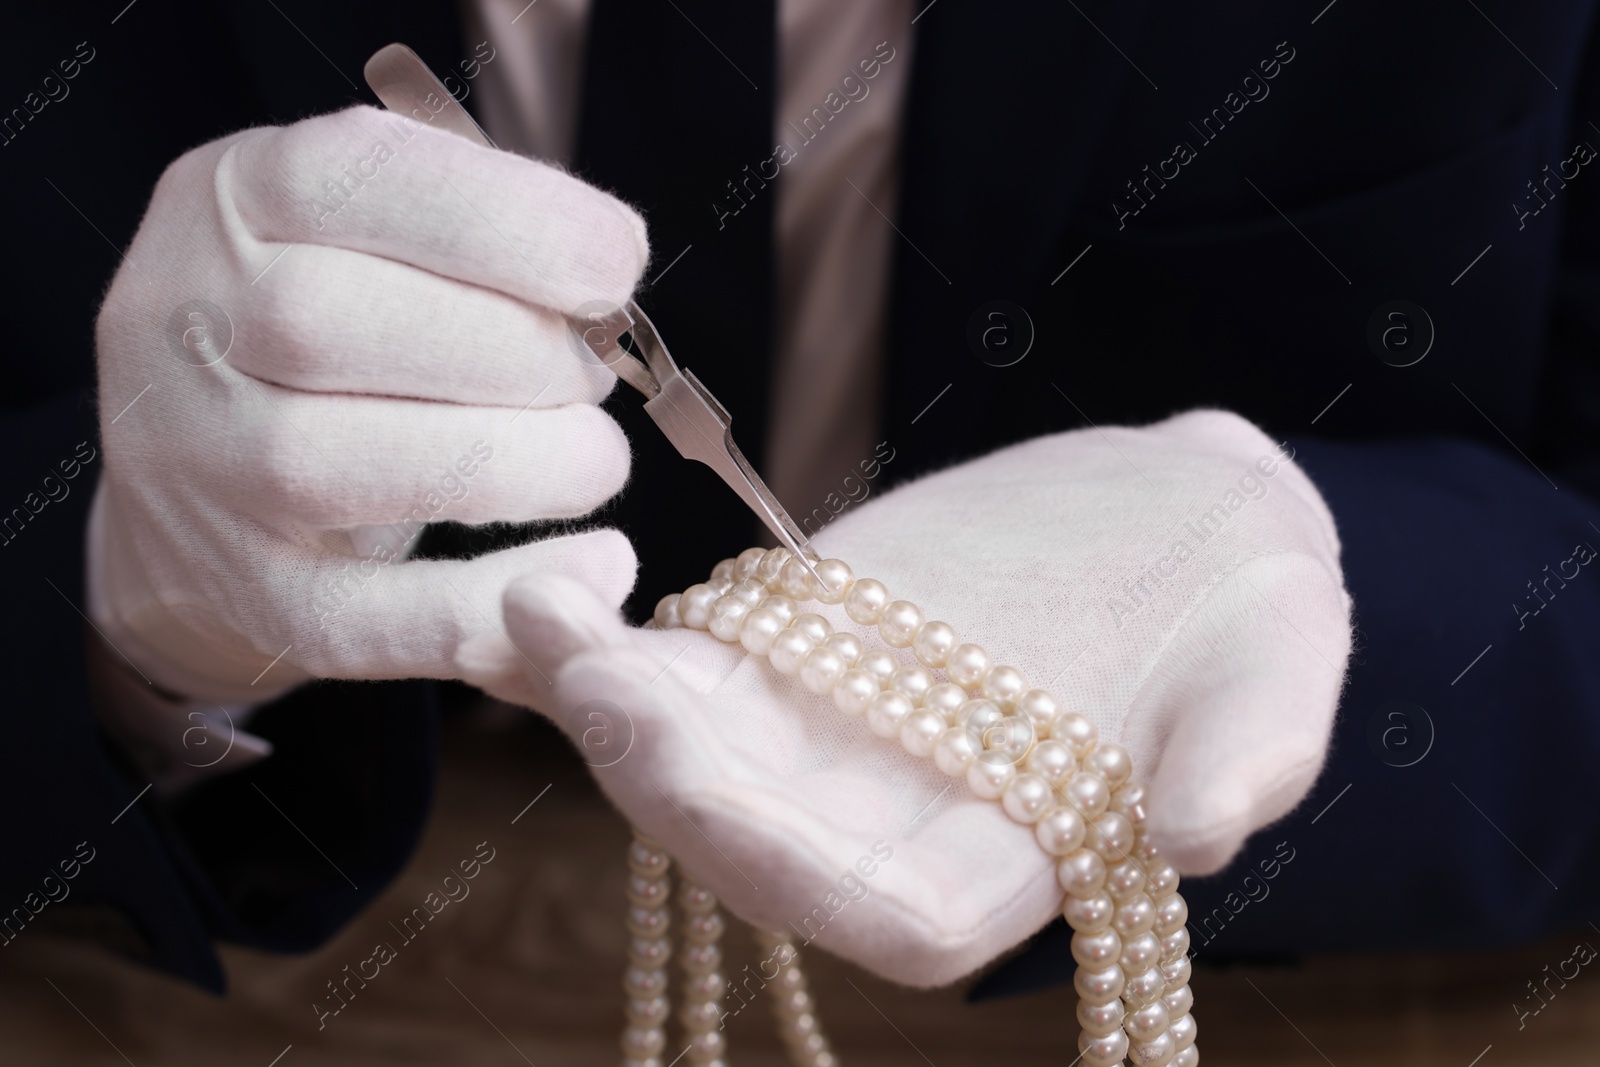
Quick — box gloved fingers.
[215,377,629,527]
[292,527,636,685]
[1125,552,1352,874]
[226,106,648,313]
[232,242,617,408]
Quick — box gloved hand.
[492,410,1352,987]
[89,105,646,703]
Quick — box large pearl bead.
[922,682,967,723]
[1125,1000,1170,1041]
[1161,927,1191,963]
[710,558,737,583]
[733,547,767,581]
[878,600,924,648]
[769,628,817,675]
[946,643,992,689]
[1084,742,1133,789]
[1023,739,1075,784]
[831,669,880,717]
[1057,848,1107,897]
[900,709,946,758]
[910,620,958,668]
[1073,964,1126,1004]
[799,646,848,695]
[1154,894,1188,937]
[627,994,671,1026]
[965,756,1016,800]
[934,727,978,776]
[621,1025,666,1059]
[1015,688,1059,735]
[1163,984,1194,1019]
[1120,932,1163,973]
[1161,954,1193,990]
[1145,862,1181,900]
[1079,1028,1129,1067]
[891,665,935,704]
[1034,806,1087,856]
[1087,812,1136,861]
[757,546,792,586]
[844,578,890,625]
[1001,773,1053,824]
[1063,771,1111,819]
[807,558,854,604]
[866,691,914,740]
[780,556,814,599]
[790,613,832,643]
[1070,928,1122,967]
[624,966,668,998]
[758,594,798,624]
[728,577,768,606]
[1173,1047,1199,1067]
[1128,1030,1176,1067]
[1105,860,1145,899]
[980,665,1026,702]
[1076,996,1125,1037]
[1062,891,1115,932]
[1114,893,1157,938]
[1048,710,1098,757]
[708,595,751,642]
[653,594,682,630]
[679,583,719,630]
[855,649,898,685]
[1123,965,1167,1007]
[823,631,864,665]
[1169,1011,1198,1051]
[738,607,785,655]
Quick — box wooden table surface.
[2,712,1594,1066]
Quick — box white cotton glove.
[89,104,647,704]
[493,410,1352,987]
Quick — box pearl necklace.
[621,546,1199,1067]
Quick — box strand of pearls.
[752,930,839,1067]
[652,546,1200,1067]
[623,835,674,1067]
[679,877,731,1067]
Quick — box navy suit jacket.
[2,0,1598,996]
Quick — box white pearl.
[1088,812,1136,861]
[1063,771,1111,819]
[832,668,880,717]
[728,577,767,606]
[627,936,671,967]
[780,556,814,600]
[681,971,722,997]
[769,628,817,675]
[738,607,785,655]
[733,546,766,581]
[1124,965,1167,1007]
[757,546,792,587]
[1076,996,1125,1037]
[682,912,724,945]
[623,966,667,998]
[1161,954,1193,991]
[1073,964,1126,1004]
[679,884,717,914]
[1015,688,1059,734]
[1034,806,1087,856]
[1001,773,1053,824]
[1062,891,1114,932]
[1161,927,1191,963]
[922,682,967,723]
[1048,710,1098,757]
[1079,1028,1129,1067]
[866,691,914,739]
[1128,1029,1175,1067]
[878,600,924,648]
[1114,893,1156,939]
[1070,928,1121,967]
[980,664,1026,701]
[1173,1047,1199,1067]
[890,665,934,704]
[1163,984,1194,1019]
[653,593,682,630]
[807,558,854,604]
[627,839,670,875]
[1023,739,1075,784]
[843,578,890,624]
[965,756,1016,799]
[626,994,670,1026]
[790,613,832,643]
[1084,742,1133,789]
[899,709,946,757]
[799,647,847,695]
[680,583,718,629]
[680,999,722,1030]
[1154,894,1188,937]
[758,594,798,623]
[1105,861,1144,899]
[933,727,978,776]
[707,595,751,642]
[946,642,991,689]
[1120,931,1162,973]
[855,649,898,685]
[1125,999,1170,1041]
[680,942,720,973]
[1169,1011,1198,1051]
[689,1030,726,1058]
[708,575,734,595]
[1146,862,1181,900]
[621,1025,666,1058]
[1057,848,1107,898]
[910,620,958,668]
[822,631,864,665]
[957,698,1004,732]
[626,905,669,937]
[710,558,736,583]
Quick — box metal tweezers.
[364,44,819,577]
